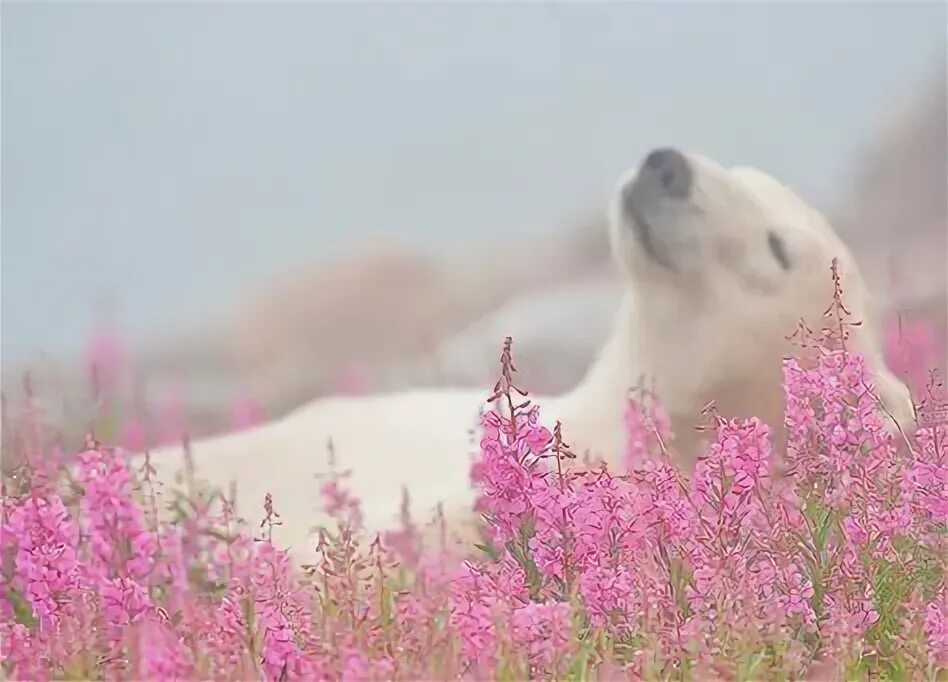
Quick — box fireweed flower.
[134,615,195,679]
[925,594,948,668]
[510,601,573,671]
[448,561,511,672]
[192,593,253,676]
[74,447,158,582]
[317,455,365,534]
[623,388,673,470]
[469,406,547,546]
[884,315,941,394]
[0,622,44,680]
[2,494,82,630]
[578,566,637,633]
[1,327,946,680]
[249,542,314,680]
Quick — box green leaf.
[6,587,37,629]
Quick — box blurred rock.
[431,276,621,394]
[229,243,452,374]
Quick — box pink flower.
[318,470,364,532]
[3,494,83,629]
[924,594,948,667]
[135,616,194,679]
[0,319,944,680]
[510,601,573,671]
[776,567,816,621]
[100,576,151,630]
[0,623,43,680]
[448,561,514,671]
[883,315,940,395]
[74,447,158,582]
[623,392,673,469]
[579,566,636,632]
[197,595,251,674]
[469,406,545,545]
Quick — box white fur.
[131,151,916,565]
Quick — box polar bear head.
[605,148,916,459]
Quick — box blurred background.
[2,2,946,451]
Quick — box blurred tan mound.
[838,64,947,378]
[835,63,946,324]
[225,223,610,415]
[231,243,450,371]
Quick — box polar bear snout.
[620,148,693,219]
[639,148,693,200]
[615,147,695,270]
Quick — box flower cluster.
[2,315,946,680]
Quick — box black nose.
[641,147,692,199]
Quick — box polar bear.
[133,148,916,565]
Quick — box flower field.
[1,305,946,681]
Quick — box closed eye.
[767,231,791,271]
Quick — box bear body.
[134,149,916,565]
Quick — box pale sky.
[2,1,945,366]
